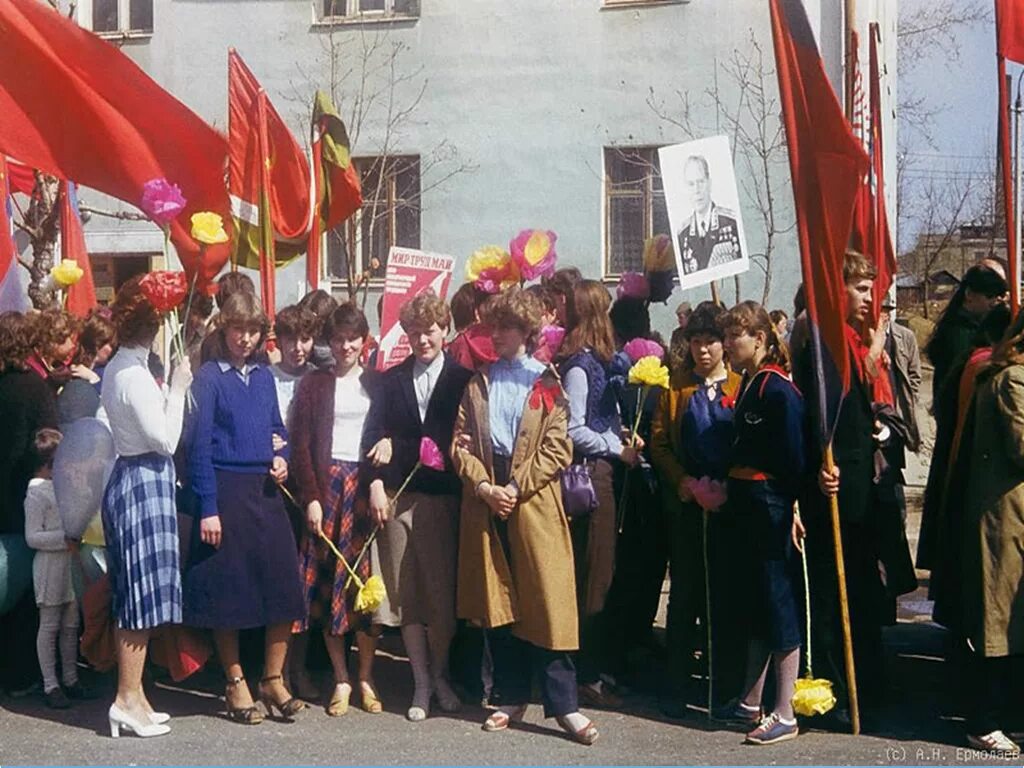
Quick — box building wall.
[67,0,896,331]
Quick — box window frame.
[602,145,670,279]
[78,0,154,38]
[315,0,420,26]
[327,154,422,286]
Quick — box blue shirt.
[681,375,736,480]
[189,360,288,518]
[488,355,545,457]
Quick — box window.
[604,146,670,276]
[328,155,421,282]
[319,0,419,22]
[90,0,152,34]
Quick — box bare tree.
[290,21,475,306]
[647,30,793,305]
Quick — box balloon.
[0,534,34,615]
[53,418,116,540]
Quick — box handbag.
[560,460,598,519]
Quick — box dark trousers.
[967,652,1021,736]
[489,626,578,718]
[665,500,704,697]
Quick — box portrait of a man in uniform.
[675,154,743,276]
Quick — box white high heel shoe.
[108,704,171,738]
[149,712,171,725]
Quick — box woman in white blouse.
[289,303,383,716]
[100,276,192,738]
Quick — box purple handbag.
[560,461,598,518]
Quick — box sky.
[898,7,1013,253]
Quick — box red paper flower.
[139,271,188,313]
[720,391,736,409]
[418,436,446,472]
[529,377,561,413]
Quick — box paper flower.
[190,211,229,245]
[686,476,728,511]
[627,355,670,389]
[529,376,561,413]
[418,436,445,472]
[623,337,664,364]
[617,272,650,301]
[353,574,386,614]
[140,178,186,227]
[540,324,566,355]
[643,234,675,273]
[466,245,520,294]
[792,676,837,717]
[509,229,557,281]
[139,271,188,313]
[720,391,737,409]
[51,259,84,288]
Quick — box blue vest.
[559,350,620,435]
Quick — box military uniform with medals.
[676,203,742,275]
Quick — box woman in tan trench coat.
[452,288,598,745]
[959,314,1024,756]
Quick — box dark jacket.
[0,369,58,535]
[361,354,473,496]
[290,367,379,509]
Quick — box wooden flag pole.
[710,280,722,307]
[823,442,860,734]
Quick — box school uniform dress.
[290,368,376,636]
[183,360,304,630]
[100,345,186,630]
[729,366,806,653]
[361,353,473,632]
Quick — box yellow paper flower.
[51,259,84,287]
[465,245,519,293]
[190,211,229,245]
[354,574,386,613]
[791,677,836,717]
[628,355,670,389]
[643,234,675,272]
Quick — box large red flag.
[770,0,870,444]
[996,0,1024,311]
[60,181,97,318]
[867,26,897,318]
[0,0,230,289]
[228,48,311,283]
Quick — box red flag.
[770,0,870,444]
[848,29,873,266]
[996,0,1024,311]
[867,26,897,318]
[59,181,97,318]
[0,0,230,289]
[6,159,35,196]
[228,48,311,282]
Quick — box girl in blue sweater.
[183,292,306,725]
[716,301,806,746]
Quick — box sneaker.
[966,730,1021,758]
[44,687,71,709]
[745,712,799,745]
[710,698,762,726]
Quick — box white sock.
[560,711,590,731]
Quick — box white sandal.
[482,705,527,732]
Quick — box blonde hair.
[399,291,451,333]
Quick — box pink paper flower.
[418,436,446,472]
[617,271,650,301]
[540,324,566,355]
[141,178,187,227]
[686,476,728,512]
[509,229,558,281]
[623,337,664,363]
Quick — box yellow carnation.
[190,211,229,245]
[51,259,84,287]
[354,575,386,613]
[465,245,511,281]
[791,677,836,717]
[628,355,670,389]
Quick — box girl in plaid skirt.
[290,303,384,717]
[100,276,193,738]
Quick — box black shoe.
[64,682,99,700]
[658,696,688,720]
[44,687,71,709]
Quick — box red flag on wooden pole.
[996,0,1024,312]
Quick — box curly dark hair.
[74,308,116,367]
[111,275,162,348]
[274,305,319,341]
[484,287,543,343]
[0,311,34,372]
[30,308,80,359]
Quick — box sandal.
[225,676,264,725]
[967,730,1021,757]
[258,674,307,719]
[483,705,527,732]
[360,680,383,714]
[326,682,351,717]
[557,714,599,746]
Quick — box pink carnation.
[623,337,664,363]
[686,476,728,512]
[617,272,650,301]
[418,437,446,472]
[141,178,187,227]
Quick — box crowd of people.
[0,251,1020,754]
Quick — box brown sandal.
[225,676,264,725]
[258,674,307,719]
